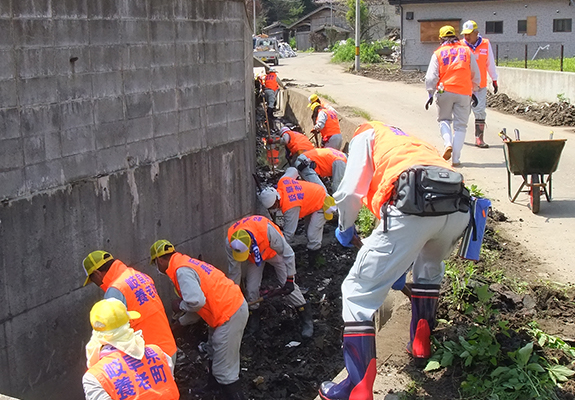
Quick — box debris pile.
[487,93,575,127]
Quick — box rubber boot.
[319,321,377,400]
[308,248,321,269]
[297,303,314,338]
[244,308,261,337]
[475,119,489,148]
[220,379,245,400]
[407,284,440,359]
[191,362,220,395]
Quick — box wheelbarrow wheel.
[529,174,540,214]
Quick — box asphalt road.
[277,52,575,284]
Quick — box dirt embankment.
[354,64,575,127]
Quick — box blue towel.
[458,197,491,261]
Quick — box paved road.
[277,53,575,283]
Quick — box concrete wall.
[0,1,255,399]
[398,0,574,70]
[498,67,575,103]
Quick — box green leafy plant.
[528,321,575,359]
[356,206,376,237]
[468,184,485,198]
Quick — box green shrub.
[331,39,397,64]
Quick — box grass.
[315,92,337,105]
[351,108,372,121]
[498,57,575,73]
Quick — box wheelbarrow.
[501,128,567,214]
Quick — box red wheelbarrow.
[501,128,567,214]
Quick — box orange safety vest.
[264,72,279,91]
[303,148,347,178]
[353,121,454,216]
[316,107,340,140]
[285,130,315,156]
[467,38,491,88]
[87,344,179,400]
[227,215,283,263]
[103,261,177,357]
[434,42,473,96]
[277,177,326,218]
[166,253,244,328]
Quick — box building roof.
[263,21,287,31]
[313,24,351,34]
[288,5,337,29]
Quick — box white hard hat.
[284,167,299,179]
[259,187,280,209]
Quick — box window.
[553,19,572,32]
[418,20,461,43]
[518,20,527,34]
[485,21,503,34]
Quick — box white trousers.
[341,206,470,322]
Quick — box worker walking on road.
[262,68,283,124]
[258,168,337,269]
[83,298,179,400]
[273,125,315,165]
[309,95,343,150]
[461,20,499,148]
[425,25,480,167]
[319,121,470,400]
[82,251,177,364]
[226,215,313,338]
[150,240,248,400]
[294,147,347,194]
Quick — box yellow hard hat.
[307,94,319,107]
[82,250,114,286]
[90,298,141,332]
[322,195,337,221]
[310,102,321,112]
[230,230,252,262]
[150,239,175,264]
[461,20,478,35]
[439,25,456,38]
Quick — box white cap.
[280,126,290,134]
[258,187,280,209]
[284,167,299,179]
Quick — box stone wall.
[0,1,255,399]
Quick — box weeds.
[351,108,372,121]
[356,206,376,237]
[314,92,337,104]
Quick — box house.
[288,5,352,50]
[262,21,290,43]
[388,0,575,70]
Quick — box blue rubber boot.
[407,284,440,359]
[319,321,377,400]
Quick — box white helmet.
[284,167,299,179]
[259,187,280,209]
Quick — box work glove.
[171,298,182,313]
[492,80,498,94]
[335,226,356,248]
[471,94,478,108]
[425,96,433,110]
[281,276,295,295]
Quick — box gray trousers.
[341,206,470,322]
[204,300,248,385]
[436,91,471,164]
[233,255,306,310]
[294,154,327,192]
[323,133,343,151]
[264,88,276,109]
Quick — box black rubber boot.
[297,303,314,338]
[220,379,245,400]
[475,119,489,148]
[245,308,261,337]
[307,248,322,269]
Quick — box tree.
[345,0,370,39]
[261,0,307,26]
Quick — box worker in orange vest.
[319,121,470,400]
[226,215,313,338]
[272,125,315,165]
[461,20,499,148]
[83,298,179,400]
[294,147,348,193]
[308,94,342,150]
[150,240,248,400]
[262,68,283,123]
[425,25,480,167]
[82,251,177,365]
[258,168,337,268]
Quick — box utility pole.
[253,0,256,34]
[355,0,360,71]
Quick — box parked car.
[253,36,280,66]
